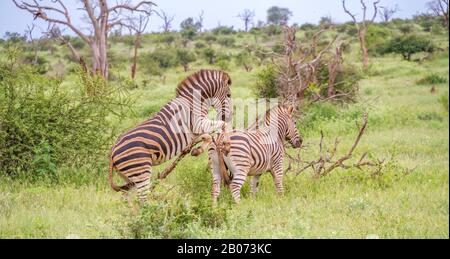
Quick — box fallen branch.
[287,112,386,177]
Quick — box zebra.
[192,105,302,204]
[109,69,233,202]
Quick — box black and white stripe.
[205,105,302,204]
[109,69,232,202]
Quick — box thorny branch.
[286,113,386,178]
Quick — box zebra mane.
[175,69,230,97]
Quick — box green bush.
[0,49,126,176]
[176,49,196,71]
[195,41,207,49]
[21,54,49,74]
[217,36,236,47]
[254,65,278,98]
[382,34,435,60]
[416,74,448,85]
[203,47,217,64]
[116,196,228,238]
[212,26,235,35]
[142,47,177,69]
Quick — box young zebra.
[109,69,232,202]
[193,105,302,204]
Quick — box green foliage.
[195,41,207,49]
[0,49,126,177]
[254,65,278,98]
[266,6,292,25]
[203,47,217,64]
[366,24,392,56]
[181,29,197,41]
[211,26,235,35]
[299,23,317,31]
[3,31,26,43]
[217,36,236,47]
[116,196,228,238]
[235,51,255,70]
[159,34,176,45]
[142,47,177,69]
[180,17,201,32]
[21,54,49,74]
[382,34,435,60]
[176,49,196,71]
[262,24,282,36]
[416,74,448,85]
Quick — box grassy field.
[0,22,449,239]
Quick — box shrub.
[300,23,317,31]
[416,74,448,85]
[263,24,282,36]
[383,34,435,60]
[159,34,176,45]
[0,48,128,176]
[21,54,49,74]
[235,51,255,71]
[211,26,235,35]
[217,36,236,47]
[195,41,207,49]
[254,65,278,98]
[142,47,177,69]
[202,34,217,45]
[176,49,196,72]
[116,196,228,238]
[203,47,217,64]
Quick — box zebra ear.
[287,106,295,115]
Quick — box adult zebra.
[192,105,302,205]
[109,69,232,202]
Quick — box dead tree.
[196,10,205,32]
[427,0,449,30]
[12,0,155,79]
[158,9,175,33]
[342,0,380,70]
[378,5,399,22]
[25,24,38,65]
[46,25,89,75]
[130,14,150,81]
[327,43,344,97]
[273,26,336,107]
[238,9,255,32]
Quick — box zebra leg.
[271,162,285,196]
[208,147,222,206]
[127,166,152,204]
[250,175,261,198]
[229,167,250,204]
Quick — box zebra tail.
[218,140,232,186]
[109,155,133,192]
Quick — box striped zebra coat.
[109,70,232,202]
[193,105,302,204]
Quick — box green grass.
[0,31,448,239]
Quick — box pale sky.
[0,0,431,37]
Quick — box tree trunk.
[358,28,369,69]
[131,33,141,80]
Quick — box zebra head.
[266,105,303,148]
[176,69,233,123]
[209,70,233,123]
[284,106,302,148]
